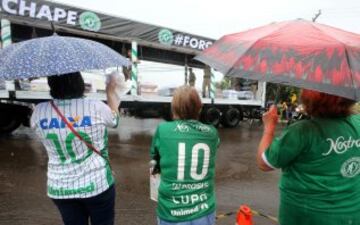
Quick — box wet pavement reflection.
[0,117,282,225]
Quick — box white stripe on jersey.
[31,98,119,199]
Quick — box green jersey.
[150,120,219,222]
[263,114,360,225]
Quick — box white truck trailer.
[0,0,266,134]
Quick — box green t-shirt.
[264,114,360,225]
[150,120,220,222]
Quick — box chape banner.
[0,0,214,52]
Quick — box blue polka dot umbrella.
[0,35,130,80]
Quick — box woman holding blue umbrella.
[30,71,123,225]
[0,33,130,225]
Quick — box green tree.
[215,77,232,90]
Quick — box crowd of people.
[29,70,360,225]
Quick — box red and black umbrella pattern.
[197,20,360,100]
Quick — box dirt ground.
[0,117,281,225]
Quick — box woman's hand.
[257,105,278,171]
[262,105,278,135]
[105,72,122,114]
[105,73,118,92]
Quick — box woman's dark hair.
[47,72,85,99]
[301,89,356,118]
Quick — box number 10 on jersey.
[177,143,210,181]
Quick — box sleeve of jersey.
[263,125,306,169]
[150,126,160,160]
[97,101,119,128]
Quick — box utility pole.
[184,56,188,85]
[312,9,322,22]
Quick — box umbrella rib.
[309,22,354,47]
[312,23,358,99]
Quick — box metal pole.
[260,81,267,108]
[184,56,188,85]
[1,19,12,47]
[312,9,322,22]
[131,41,138,95]
[210,68,216,104]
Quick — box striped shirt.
[31,98,119,199]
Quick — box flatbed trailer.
[0,0,266,134]
[0,85,266,134]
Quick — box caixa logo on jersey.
[40,116,92,130]
[158,28,213,51]
[0,0,102,32]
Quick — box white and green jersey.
[150,120,220,222]
[31,98,119,199]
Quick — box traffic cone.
[236,205,253,225]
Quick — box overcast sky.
[59,0,360,89]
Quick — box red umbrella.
[195,19,360,100]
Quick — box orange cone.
[236,205,253,225]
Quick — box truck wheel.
[202,107,221,127]
[0,112,21,135]
[221,108,242,128]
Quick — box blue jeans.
[158,212,216,225]
[52,185,115,225]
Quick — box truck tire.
[221,108,242,128]
[201,107,221,127]
[0,112,21,135]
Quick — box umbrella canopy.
[196,19,360,101]
[0,35,130,80]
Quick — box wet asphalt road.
[0,117,282,225]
